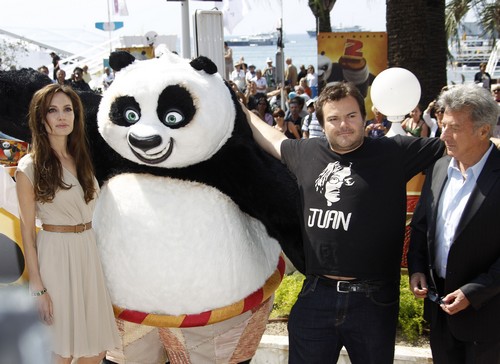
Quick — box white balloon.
[370,67,421,123]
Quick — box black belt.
[317,275,384,293]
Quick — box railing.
[56,36,122,81]
[56,34,177,86]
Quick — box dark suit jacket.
[408,145,500,342]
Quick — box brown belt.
[42,222,92,233]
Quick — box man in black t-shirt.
[50,52,61,81]
[246,82,445,364]
[69,67,91,92]
[285,97,304,138]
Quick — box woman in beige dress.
[16,83,119,363]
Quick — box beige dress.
[17,155,119,358]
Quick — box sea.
[228,33,318,73]
[227,33,495,86]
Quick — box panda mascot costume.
[0,52,304,364]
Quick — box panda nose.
[128,133,162,151]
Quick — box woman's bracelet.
[31,288,47,297]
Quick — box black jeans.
[429,275,500,364]
[288,275,400,364]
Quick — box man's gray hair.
[438,84,499,135]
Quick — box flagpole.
[278,0,285,110]
[107,0,112,53]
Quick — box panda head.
[317,51,333,83]
[97,51,236,169]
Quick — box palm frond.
[478,3,500,42]
[445,0,472,44]
[446,0,499,55]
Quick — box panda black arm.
[186,96,305,272]
[0,69,52,142]
[243,105,286,160]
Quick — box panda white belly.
[93,173,282,316]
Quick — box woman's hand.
[36,293,54,325]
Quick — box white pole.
[279,0,285,111]
[107,0,112,53]
[181,0,191,59]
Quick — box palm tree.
[445,0,500,45]
[387,0,448,106]
[307,0,337,33]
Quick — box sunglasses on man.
[427,289,444,305]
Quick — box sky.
[0,0,387,41]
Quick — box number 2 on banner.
[344,39,363,57]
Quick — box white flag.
[222,0,250,33]
[113,0,129,16]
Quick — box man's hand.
[441,289,470,315]
[410,272,428,299]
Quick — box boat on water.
[307,25,364,37]
[449,36,497,67]
[225,32,279,47]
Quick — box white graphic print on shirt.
[308,161,354,230]
[314,161,354,205]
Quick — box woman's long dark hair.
[28,84,96,203]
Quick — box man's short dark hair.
[291,96,304,108]
[315,82,366,127]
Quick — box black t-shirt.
[285,114,303,137]
[70,80,91,92]
[281,135,444,280]
[52,55,60,68]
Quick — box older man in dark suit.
[408,84,500,364]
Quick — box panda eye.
[162,110,184,127]
[156,85,194,129]
[124,108,140,124]
[109,96,142,127]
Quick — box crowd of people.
[12,48,500,364]
[227,53,318,101]
[37,52,115,94]
[225,46,500,148]
[225,48,324,140]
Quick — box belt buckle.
[337,281,351,293]
[75,223,86,233]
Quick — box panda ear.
[190,56,217,75]
[109,51,136,72]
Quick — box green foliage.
[271,272,427,344]
[446,0,500,46]
[398,276,426,344]
[270,272,305,319]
